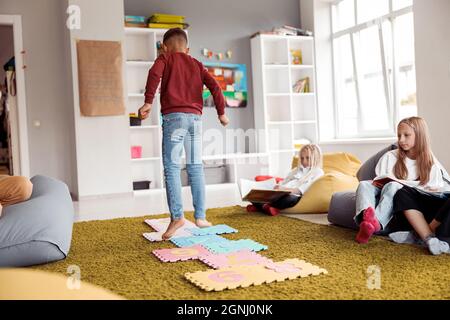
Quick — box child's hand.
[138,103,152,120]
[219,114,229,126]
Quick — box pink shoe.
[246,204,259,213]
[356,221,376,244]
[363,207,381,232]
[262,204,279,216]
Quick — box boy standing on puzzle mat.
[139,28,229,240]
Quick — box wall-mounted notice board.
[76,40,125,116]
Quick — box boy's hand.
[219,114,229,126]
[138,103,152,120]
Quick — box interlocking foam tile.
[142,228,194,242]
[187,224,238,236]
[199,249,273,269]
[144,218,197,232]
[203,239,268,254]
[152,245,211,262]
[185,258,328,291]
[170,235,229,248]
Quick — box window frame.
[330,0,414,139]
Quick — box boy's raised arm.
[144,56,166,104]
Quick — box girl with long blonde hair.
[355,117,447,246]
[247,144,324,216]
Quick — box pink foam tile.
[144,218,197,232]
[199,249,273,269]
[152,245,211,263]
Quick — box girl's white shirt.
[279,166,324,195]
[375,149,450,191]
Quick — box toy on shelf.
[290,49,302,65]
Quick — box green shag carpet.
[34,206,450,299]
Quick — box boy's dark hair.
[163,28,188,44]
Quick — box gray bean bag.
[328,144,398,234]
[0,175,74,267]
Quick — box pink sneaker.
[262,204,279,216]
[363,207,381,232]
[356,221,376,244]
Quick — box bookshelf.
[251,34,319,178]
[124,27,269,195]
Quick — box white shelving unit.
[124,27,166,192]
[251,34,319,178]
[124,27,269,195]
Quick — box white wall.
[67,0,132,198]
[414,0,450,170]
[300,0,335,141]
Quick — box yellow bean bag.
[282,152,361,214]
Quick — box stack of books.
[124,15,147,28]
[148,13,189,29]
[293,77,310,93]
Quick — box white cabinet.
[251,34,319,178]
[124,27,166,193]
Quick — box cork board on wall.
[76,40,125,116]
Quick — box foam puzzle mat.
[143,218,327,291]
[143,219,238,242]
[203,239,268,254]
[199,249,273,269]
[152,245,211,262]
[170,234,229,247]
[187,224,238,236]
[185,259,328,291]
[145,218,197,232]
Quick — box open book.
[239,178,291,203]
[373,175,447,196]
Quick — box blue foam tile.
[170,234,228,247]
[187,224,238,236]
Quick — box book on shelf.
[149,13,185,24]
[282,25,313,36]
[125,15,147,23]
[292,77,310,93]
[239,178,291,203]
[124,22,148,28]
[148,22,189,29]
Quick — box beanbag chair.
[0,175,74,267]
[283,152,361,214]
[282,172,359,214]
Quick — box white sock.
[389,231,425,246]
[425,236,449,255]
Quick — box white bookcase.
[124,27,269,196]
[124,27,166,192]
[251,34,319,178]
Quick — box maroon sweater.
[144,52,225,116]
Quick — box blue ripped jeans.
[162,112,205,221]
[354,181,404,230]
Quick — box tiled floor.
[74,184,329,226]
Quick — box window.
[331,0,416,139]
